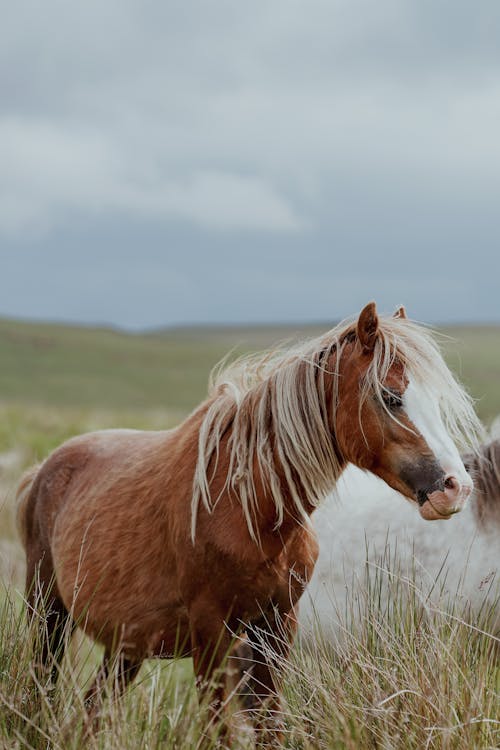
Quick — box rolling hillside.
[0,317,499,422]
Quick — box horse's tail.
[15,464,41,549]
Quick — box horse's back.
[23,429,168,539]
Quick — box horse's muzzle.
[417,474,473,520]
[400,459,473,521]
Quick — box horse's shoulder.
[286,520,319,562]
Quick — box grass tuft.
[1,555,498,749]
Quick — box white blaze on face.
[402,379,472,489]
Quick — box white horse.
[300,434,500,636]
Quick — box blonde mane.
[192,314,482,542]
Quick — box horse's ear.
[393,305,407,319]
[356,302,379,351]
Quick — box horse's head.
[334,302,478,521]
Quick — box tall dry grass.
[0,549,498,749]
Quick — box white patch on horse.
[403,379,472,488]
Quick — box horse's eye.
[382,390,403,409]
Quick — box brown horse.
[16,302,480,745]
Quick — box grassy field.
[0,560,498,749]
[1,317,499,421]
[0,317,499,748]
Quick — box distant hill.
[0,318,499,423]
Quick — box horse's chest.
[190,536,314,621]
[222,558,291,617]
[241,564,282,595]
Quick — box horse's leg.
[226,634,254,704]
[25,555,71,692]
[241,609,299,748]
[189,601,234,742]
[84,650,142,731]
[40,597,71,691]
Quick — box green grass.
[1,318,499,423]
[441,326,500,423]
[0,318,324,416]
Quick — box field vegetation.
[0,318,499,748]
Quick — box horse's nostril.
[444,476,458,491]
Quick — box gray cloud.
[0,1,499,326]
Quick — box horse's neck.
[183,380,346,552]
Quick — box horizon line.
[1,313,499,335]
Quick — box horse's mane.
[466,439,500,530]
[192,314,482,542]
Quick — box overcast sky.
[1,1,499,329]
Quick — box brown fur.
[16,303,478,746]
